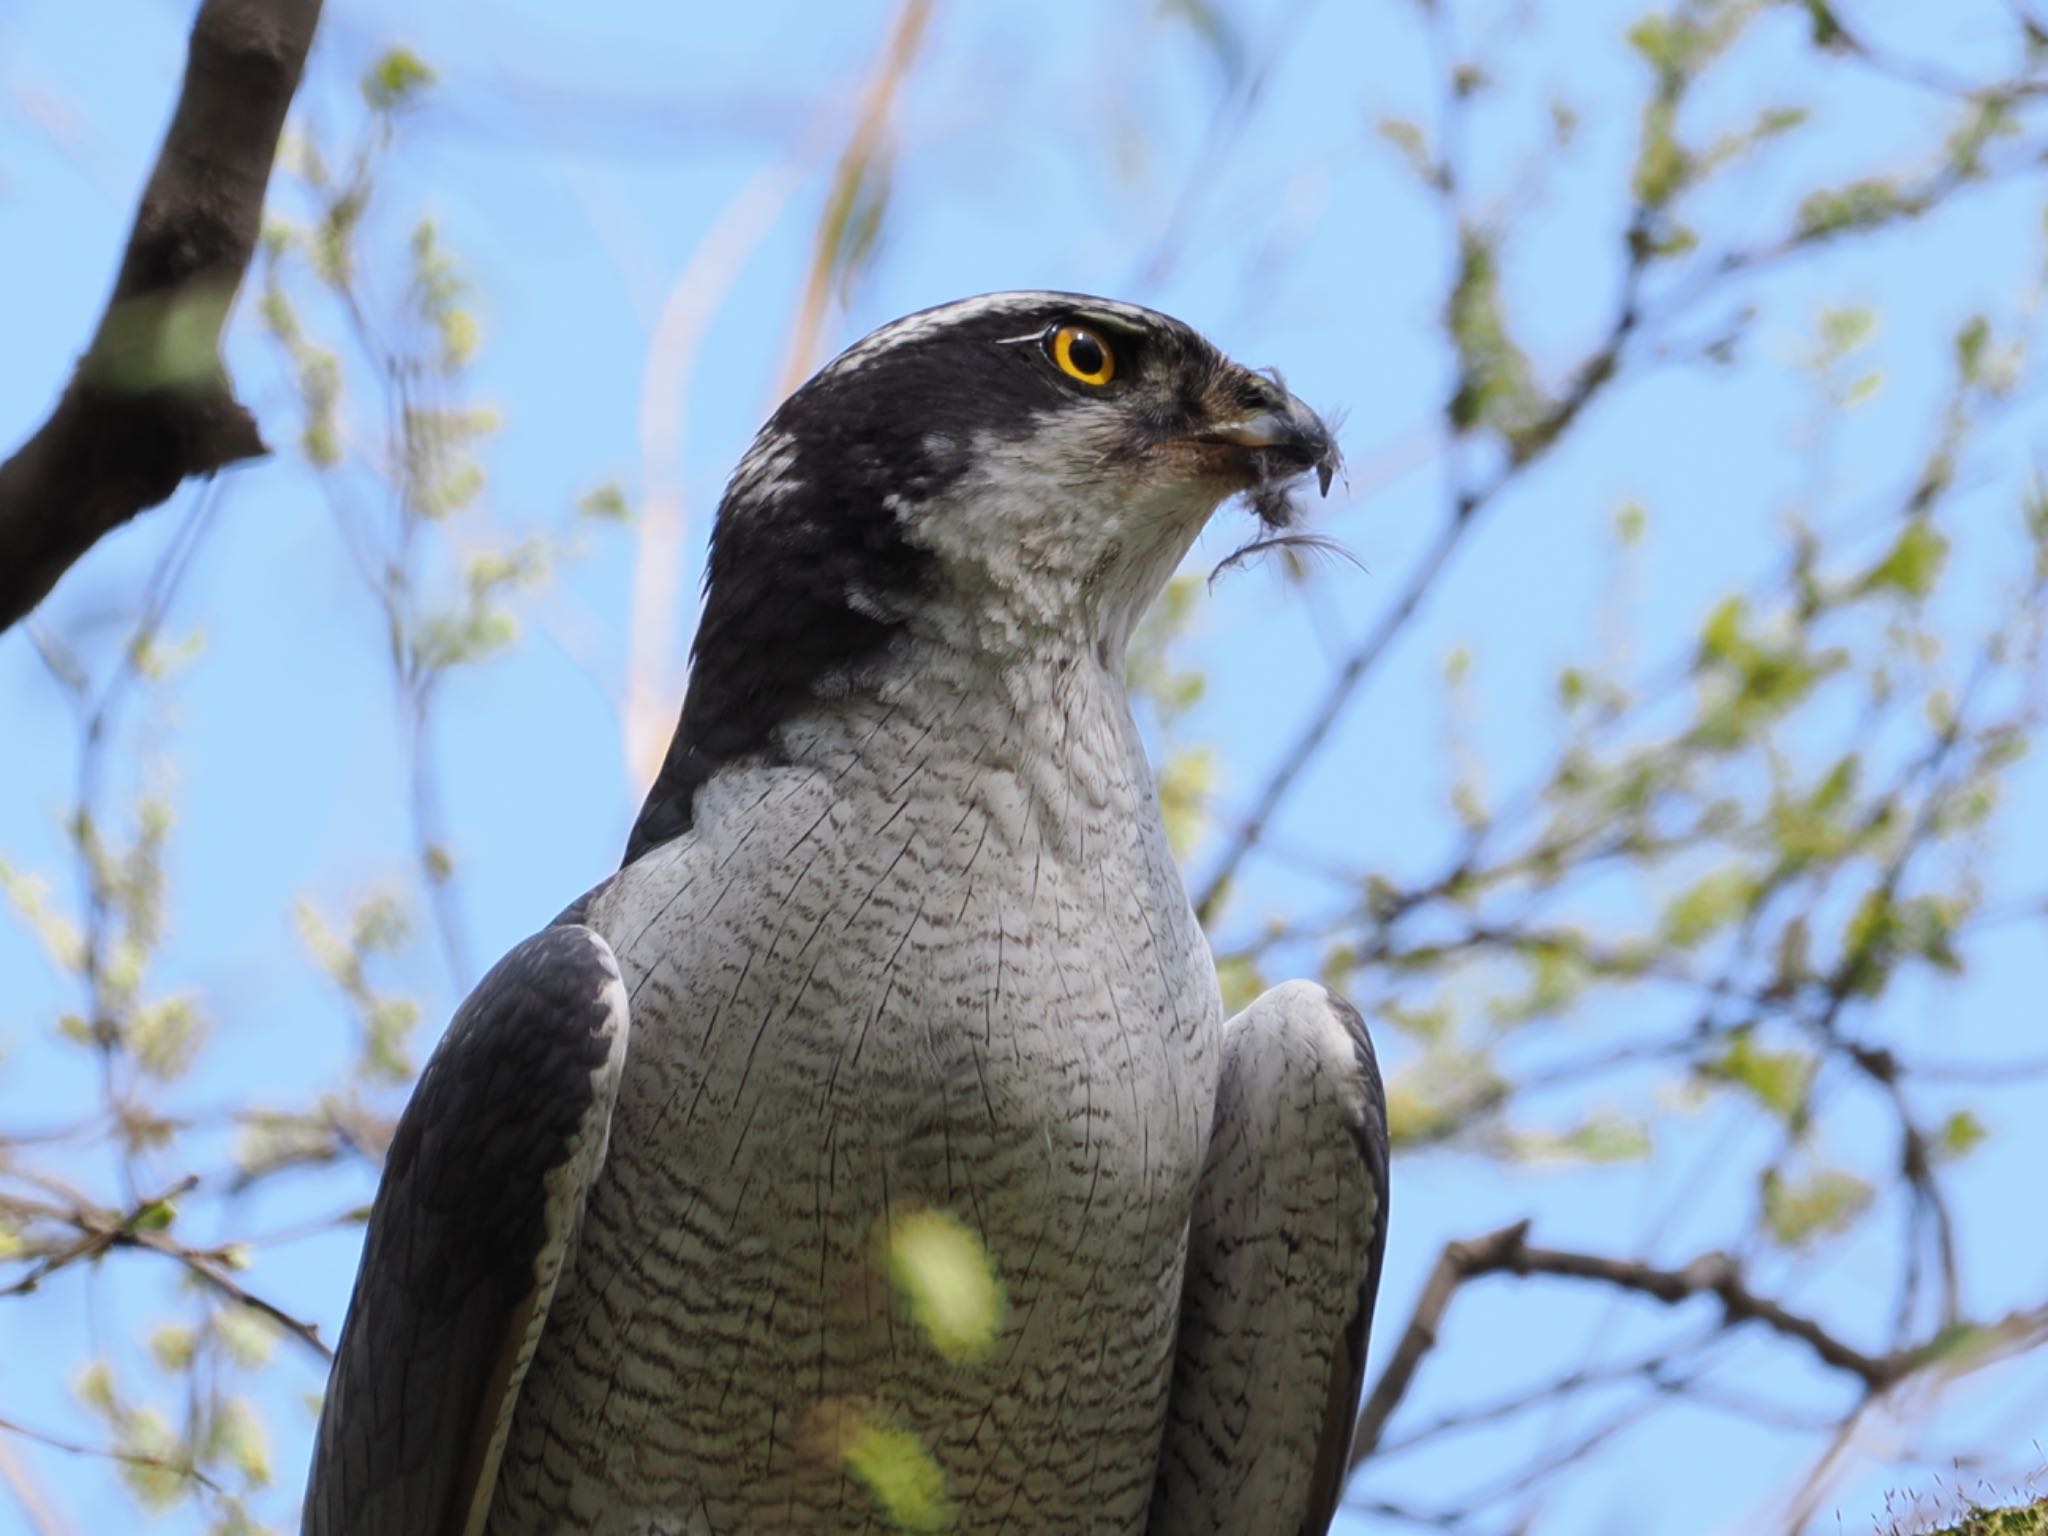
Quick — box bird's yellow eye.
[1046,323,1117,387]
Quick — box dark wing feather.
[1300,992,1389,1535]
[303,923,629,1536]
[1149,980,1390,1536]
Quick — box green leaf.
[362,47,436,112]
[1446,228,1546,444]
[1490,939,1592,1024]
[76,1361,117,1413]
[1380,999,1451,1043]
[1215,955,1265,1014]
[1761,1166,1873,1247]
[813,1405,955,1533]
[1817,305,1876,357]
[149,1325,197,1372]
[1956,314,1991,380]
[1625,14,1690,74]
[116,1407,191,1509]
[1376,115,1437,183]
[1858,519,1950,599]
[207,1397,271,1489]
[1800,0,1846,48]
[130,996,206,1081]
[1796,177,1910,240]
[214,1305,279,1368]
[1633,98,1687,206]
[577,482,632,521]
[1384,1048,1508,1148]
[885,1208,1005,1365]
[1699,595,1746,664]
[1936,1110,1989,1162]
[1660,867,1756,947]
[1506,1110,1652,1164]
[1703,1034,1813,1124]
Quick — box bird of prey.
[305,292,1389,1536]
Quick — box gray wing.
[304,923,630,1536]
[1149,980,1389,1536]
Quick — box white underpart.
[485,614,1224,1534]
[905,417,1223,668]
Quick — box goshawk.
[305,292,1389,1536]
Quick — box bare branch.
[0,1178,332,1364]
[0,1429,73,1536]
[1352,1222,1534,1467]
[0,1412,223,1500]
[126,1231,333,1365]
[1348,1220,2046,1476]
[0,0,322,630]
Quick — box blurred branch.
[1192,0,2048,924]
[1350,1220,2048,1478]
[0,1411,222,1502]
[1134,0,1320,289]
[0,1431,72,1536]
[256,67,553,993]
[127,1233,332,1365]
[624,168,806,790]
[1800,5,2048,101]
[626,0,935,798]
[1192,0,1622,922]
[0,0,321,630]
[0,1177,332,1364]
[774,0,936,398]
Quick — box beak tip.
[1196,376,1340,498]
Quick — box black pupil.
[1067,331,1106,377]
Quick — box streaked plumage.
[306,292,1388,1536]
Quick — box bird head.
[625,291,1337,862]
[708,291,1336,655]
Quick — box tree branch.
[0,0,322,631]
[1347,1220,2021,1474]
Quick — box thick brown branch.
[0,0,322,630]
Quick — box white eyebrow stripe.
[818,291,1176,379]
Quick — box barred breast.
[486,651,1221,1535]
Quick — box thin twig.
[0,1412,222,1499]
[0,1428,72,1536]
[623,167,808,789]
[1346,1220,2019,1474]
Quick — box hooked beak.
[1192,380,1340,497]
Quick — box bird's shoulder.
[304,923,630,1536]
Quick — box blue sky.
[3,1,2046,1532]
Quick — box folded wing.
[1150,980,1389,1536]
[304,923,630,1536]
